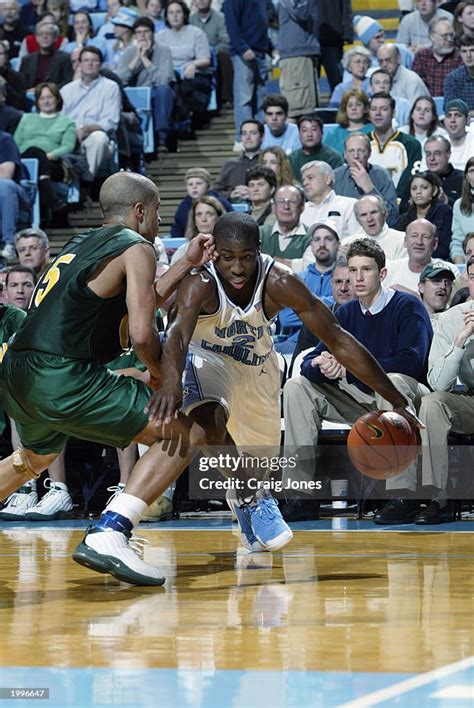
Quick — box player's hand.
[144,382,182,426]
[394,406,425,431]
[185,233,218,267]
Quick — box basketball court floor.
[1,517,473,707]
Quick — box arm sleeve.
[450,202,466,261]
[98,82,121,132]
[372,309,432,380]
[395,15,411,45]
[427,315,465,391]
[223,0,249,55]
[50,118,77,158]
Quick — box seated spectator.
[45,0,69,38]
[245,165,277,227]
[397,171,453,260]
[259,146,295,188]
[368,93,422,198]
[290,114,343,183]
[19,22,73,90]
[385,219,458,293]
[0,40,27,110]
[341,194,407,261]
[3,264,36,310]
[64,11,111,66]
[412,17,462,97]
[171,194,225,263]
[145,0,166,33]
[116,17,175,153]
[399,96,448,153]
[14,226,51,276]
[328,47,372,108]
[368,69,411,128]
[396,0,453,53]
[334,133,399,226]
[190,0,232,110]
[213,118,263,201]
[324,89,373,156]
[454,1,474,39]
[0,79,22,134]
[353,14,414,71]
[0,130,34,262]
[300,160,358,240]
[443,99,474,169]
[0,1,26,59]
[61,47,120,186]
[170,167,232,238]
[259,184,310,272]
[157,0,211,129]
[107,7,140,70]
[444,34,474,111]
[14,82,76,227]
[18,12,68,58]
[376,44,429,106]
[451,231,474,298]
[97,0,126,53]
[451,157,474,262]
[261,93,302,154]
[20,0,49,35]
[418,261,455,327]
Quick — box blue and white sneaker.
[226,490,267,552]
[247,496,293,551]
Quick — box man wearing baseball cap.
[289,114,343,183]
[418,262,456,328]
[443,98,474,170]
[444,35,474,113]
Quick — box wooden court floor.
[0,521,473,706]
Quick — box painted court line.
[338,655,474,707]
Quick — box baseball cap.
[419,261,457,282]
[444,99,469,117]
[308,218,341,241]
[111,8,140,28]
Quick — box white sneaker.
[72,528,166,586]
[106,483,125,506]
[1,243,16,261]
[24,479,73,521]
[0,483,38,520]
[141,495,173,522]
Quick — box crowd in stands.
[0,0,473,527]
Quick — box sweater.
[300,290,433,391]
[13,112,77,159]
[223,0,269,56]
[450,200,474,261]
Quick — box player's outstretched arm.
[146,270,217,425]
[155,233,217,307]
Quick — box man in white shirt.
[61,47,121,180]
[376,43,429,106]
[339,194,407,261]
[443,99,474,170]
[300,160,358,240]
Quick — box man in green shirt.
[290,114,344,182]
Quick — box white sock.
[105,492,148,527]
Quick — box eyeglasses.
[17,245,43,253]
[434,32,455,40]
[274,198,300,206]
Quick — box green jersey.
[0,304,27,433]
[11,225,154,364]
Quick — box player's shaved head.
[99,172,159,218]
[213,212,260,246]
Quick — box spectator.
[107,7,140,70]
[0,40,27,110]
[61,46,120,184]
[329,47,372,108]
[171,194,225,263]
[376,44,429,106]
[65,11,111,66]
[145,0,165,33]
[412,17,462,97]
[451,232,474,297]
[259,184,310,272]
[300,160,358,240]
[317,0,353,92]
[290,115,343,182]
[45,0,68,38]
[418,261,455,326]
[18,13,68,58]
[0,79,22,134]
[14,227,51,275]
[97,0,126,53]
[454,0,474,39]
[259,146,295,188]
[213,118,263,201]
[277,0,319,119]
[190,0,233,110]
[170,167,232,238]
[223,0,269,146]
[261,94,302,154]
[451,157,474,262]
[334,133,399,226]
[368,69,411,128]
[442,99,474,169]
[14,82,76,227]
[353,15,414,70]
[116,17,175,153]
[158,1,211,130]
[444,34,474,110]
[385,219,458,293]
[340,194,406,261]
[0,1,26,59]
[3,264,36,310]
[396,0,453,52]
[19,23,72,90]
[368,93,422,197]
[397,172,453,260]
[400,96,448,153]
[324,88,373,155]
[20,0,48,35]
[245,164,277,226]
[0,130,34,262]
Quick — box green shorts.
[2,350,151,455]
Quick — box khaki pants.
[279,56,319,117]
[81,131,114,179]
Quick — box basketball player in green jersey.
[0,171,215,586]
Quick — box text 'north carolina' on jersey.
[10,225,153,364]
[190,254,275,367]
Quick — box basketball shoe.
[247,495,293,551]
[141,495,173,522]
[226,489,267,552]
[0,481,38,520]
[24,479,74,521]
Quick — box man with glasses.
[412,17,462,97]
[396,0,453,54]
[61,46,120,181]
[14,228,51,276]
[259,184,310,272]
[19,24,72,91]
[445,35,474,111]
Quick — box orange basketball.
[347,410,418,479]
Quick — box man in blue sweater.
[283,238,433,523]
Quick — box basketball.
[347,410,418,479]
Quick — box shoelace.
[129,534,150,559]
[106,485,124,507]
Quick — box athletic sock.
[104,492,148,528]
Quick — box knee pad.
[12,448,41,480]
